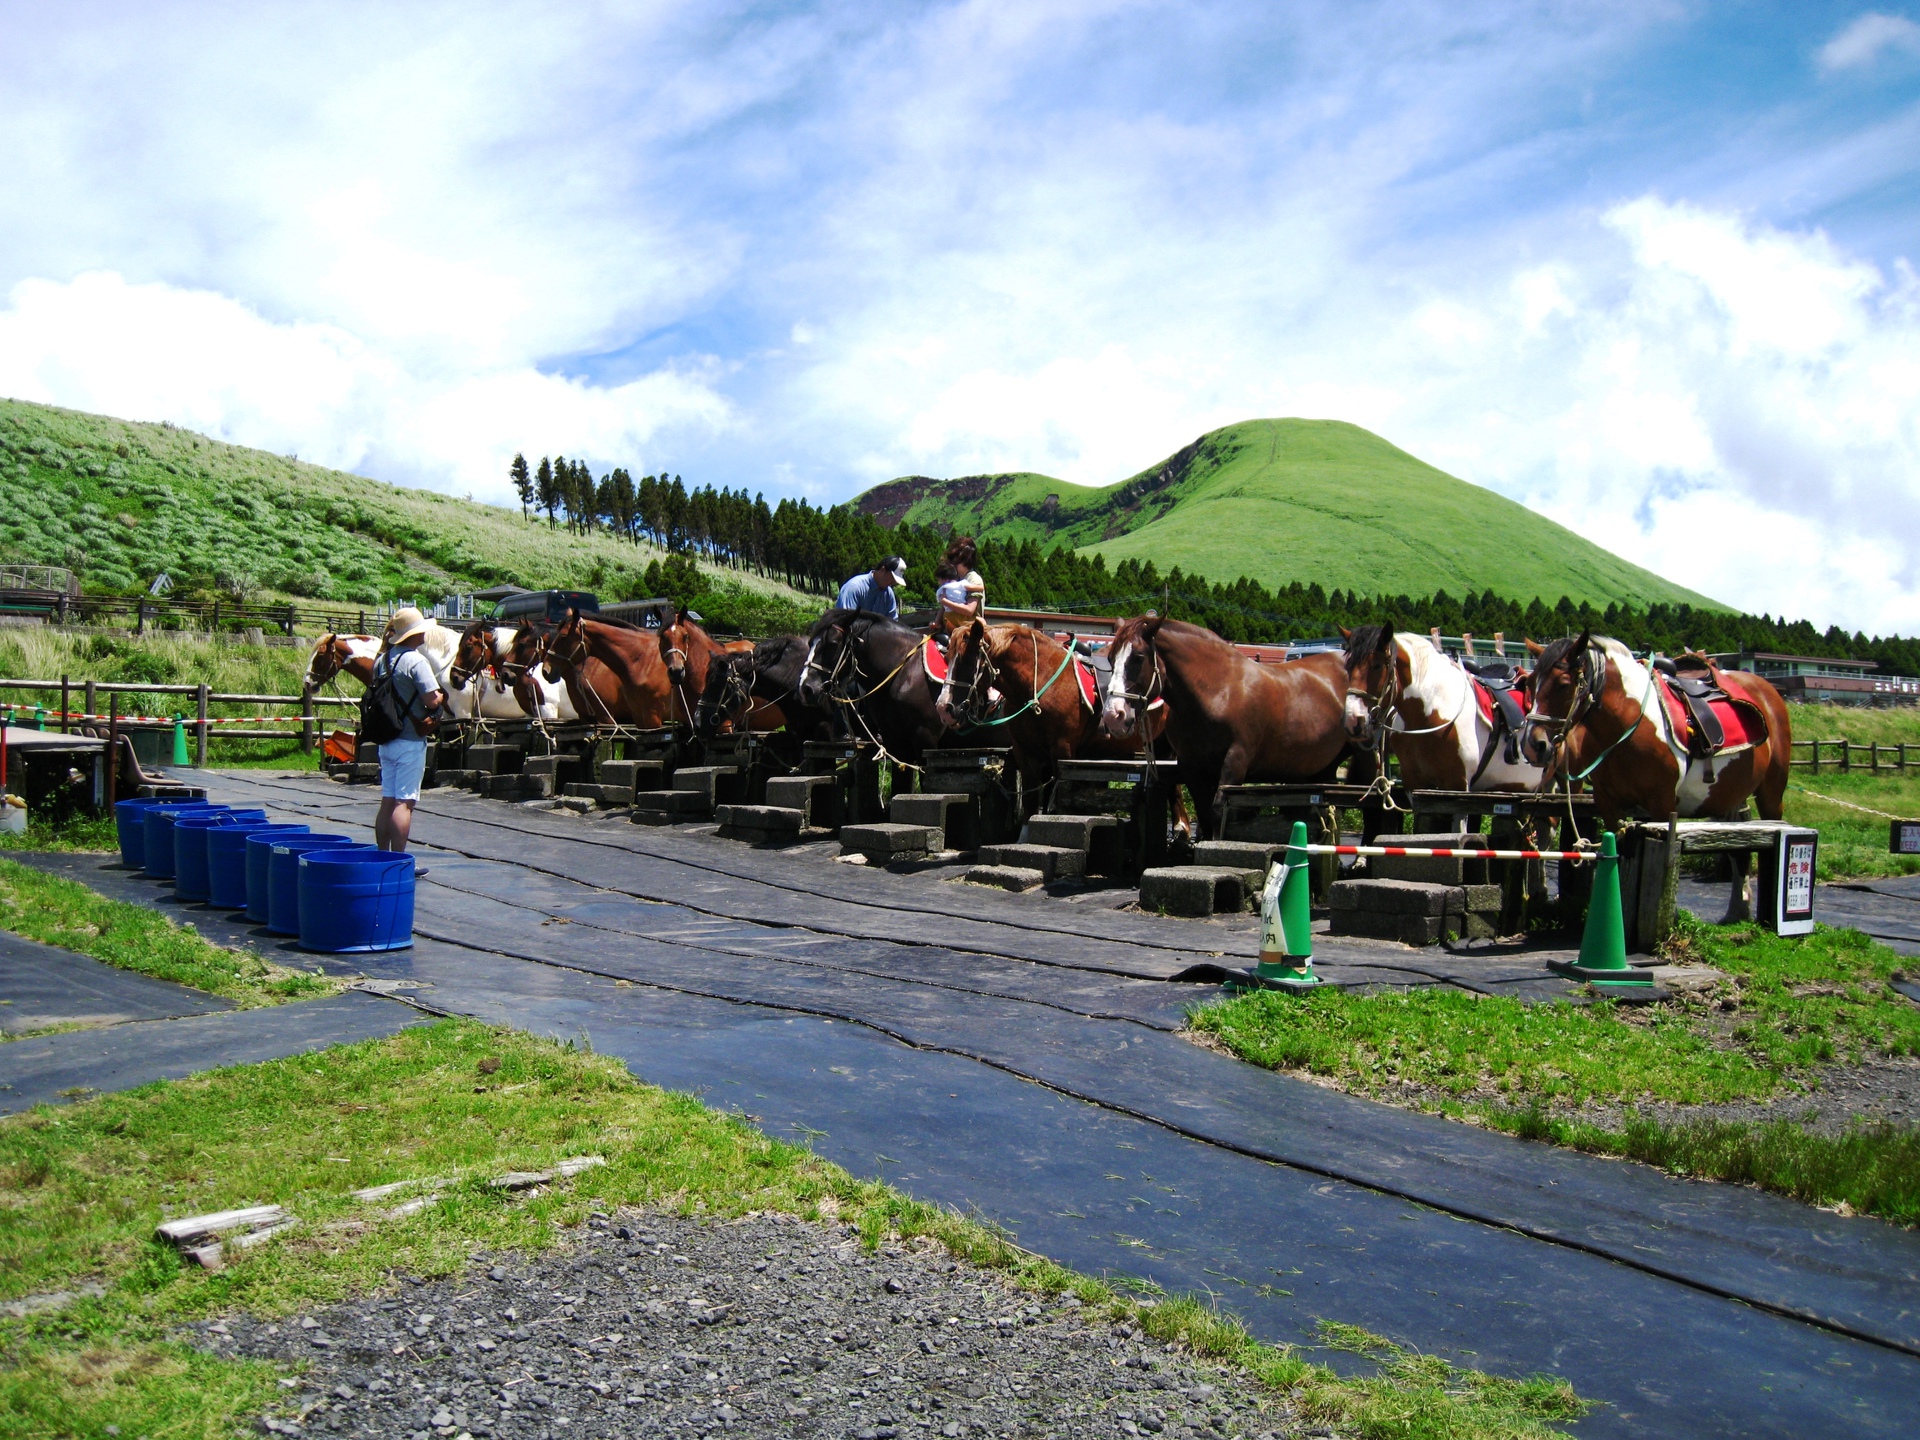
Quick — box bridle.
[699,653,757,736]
[449,624,496,689]
[1523,638,1611,777]
[946,629,1001,727]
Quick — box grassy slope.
[0,397,807,609]
[874,419,1724,610]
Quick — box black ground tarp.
[0,929,232,1032]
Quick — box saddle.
[1462,659,1530,767]
[921,637,949,684]
[1651,654,1769,770]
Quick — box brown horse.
[502,620,635,727]
[657,609,782,733]
[304,633,379,690]
[1099,616,1350,837]
[1524,632,1791,920]
[541,610,679,728]
[939,620,1189,827]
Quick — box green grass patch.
[0,858,333,1006]
[1191,916,1920,1222]
[0,810,119,854]
[0,1021,1588,1440]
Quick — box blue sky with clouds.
[2,2,1918,629]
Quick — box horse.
[534,609,680,728]
[656,609,777,733]
[696,636,834,744]
[502,621,631,727]
[1099,615,1351,837]
[795,609,947,764]
[1339,625,1542,792]
[450,620,577,722]
[938,619,1190,829]
[304,625,486,718]
[1524,631,1791,921]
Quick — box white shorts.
[378,738,428,801]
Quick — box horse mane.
[1341,624,1391,666]
[1532,634,1584,677]
[1109,614,1167,652]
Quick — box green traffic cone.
[1255,820,1322,987]
[29,707,44,731]
[171,715,190,767]
[1548,831,1653,987]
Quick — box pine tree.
[509,453,533,520]
[536,456,559,528]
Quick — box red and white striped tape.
[1294,844,1593,863]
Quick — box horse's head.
[938,619,993,729]
[798,610,857,710]
[1100,615,1164,737]
[450,620,496,689]
[660,606,698,689]
[1340,624,1401,743]
[695,651,754,738]
[543,608,594,681]
[500,621,553,686]
[303,632,339,689]
[1522,631,1603,772]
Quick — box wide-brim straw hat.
[384,607,433,645]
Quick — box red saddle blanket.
[1073,656,1099,711]
[1654,675,1764,752]
[922,638,949,684]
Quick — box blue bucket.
[207,822,305,909]
[143,804,228,878]
[298,849,416,952]
[248,830,341,923]
[267,836,371,935]
[173,810,267,901]
[114,798,197,868]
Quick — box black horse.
[796,609,946,764]
[693,634,836,744]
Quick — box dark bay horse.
[1340,625,1542,792]
[796,609,946,764]
[938,620,1189,828]
[694,635,828,742]
[1099,616,1350,837]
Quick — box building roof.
[1710,651,1877,671]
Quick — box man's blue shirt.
[836,572,899,620]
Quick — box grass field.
[1192,916,1920,1223]
[0,1021,1588,1440]
[865,419,1724,610]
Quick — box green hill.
[856,419,1724,611]
[0,397,807,620]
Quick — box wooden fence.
[0,676,357,761]
[1792,740,1918,774]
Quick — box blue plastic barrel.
[298,849,416,952]
[267,836,370,935]
[173,809,267,902]
[209,823,308,910]
[247,830,348,924]
[143,804,228,878]
[114,798,196,868]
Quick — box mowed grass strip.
[1191,917,1920,1223]
[0,857,334,1006]
[0,1020,1588,1440]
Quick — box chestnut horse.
[657,609,782,733]
[1099,616,1350,837]
[502,617,654,727]
[304,633,379,690]
[696,636,835,744]
[1340,625,1542,792]
[796,609,946,764]
[937,620,1189,828]
[450,621,577,722]
[1524,632,1791,920]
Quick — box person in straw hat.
[373,607,445,854]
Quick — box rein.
[955,630,1076,729]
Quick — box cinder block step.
[964,865,1047,893]
[349,762,381,782]
[466,744,524,775]
[715,804,807,845]
[1328,878,1501,945]
[1329,879,1456,916]
[563,783,635,808]
[1023,814,1118,851]
[1193,839,1285,874]
[631,789,714,820]
[523,754,588,790]
[480,772,554,801]
[765,774,839,829]
[977,843,1085,883]
[889,792,968,837]
[1139,866,1255,917]
[1369,833,1491,885]
[840,823,941,862]
[671,766,741,805]
[356,743,379,765]
[597,759,665,793]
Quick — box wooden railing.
[0,677,357,761]
[1792,740,1917,774]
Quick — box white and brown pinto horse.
[1339,626,1543,792]
[304,624,547,721]
[1099,616,1350,838]
[450,621,578,722]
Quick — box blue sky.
[1,2,1918,629]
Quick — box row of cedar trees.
[507,454,1920,676]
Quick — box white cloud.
[1817,12,1920,73]
[0,271,731,490]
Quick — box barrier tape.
[0,703,316,726]
[1298,843,1595,863]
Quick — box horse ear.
[1525,639,1544,657]
[1575,628,1591,650]
[1375,626,1393,656]
[1338,625,1350,640]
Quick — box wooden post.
[1872,742,1880,774]
[107,694,119,804]
[195,683,209,767]
[59,674,69,734]
[83,679,96,727]
[1841,740,1850,773]
[300,684,316,755]
[1811,739,1820,774]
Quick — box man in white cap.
[835,557,907,621]
[372,607,444,853]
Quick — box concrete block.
[349,762,381,782]
[1330,909,1445,945]
[839,823,940,862]
[466,744,523,775]
[978,843,1086,883]
[597,759,664,793]
[523,754,588,791]
[1024,814,1118,851]
[356,743,379,765]
[1193,840,1285,875]
[715,805,807,844]
[964,865,1047,892]
[631,788,713,819]
[1139,866,1252,918]
[671,766,741,806]
[563,783,635,808]
[1370,833,1489,885]
[889,792,967,839]
[1328,879,1457,916]
[1461,883,1504,913]
[765,774,836,827]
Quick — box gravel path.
[199,1211,1282,1440]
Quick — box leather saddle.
[1653,654,1769,762]
[1462,658,1529,766]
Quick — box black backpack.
[359,658,412,745]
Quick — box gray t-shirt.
[373,646,441,742]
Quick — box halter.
[802,618,928,772]
[449,623,495,689]
[947,628,1077,730]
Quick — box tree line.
[509,453,1920,676]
